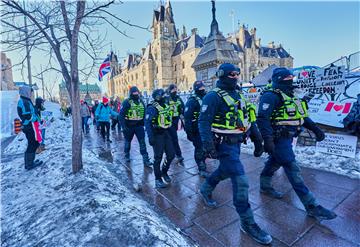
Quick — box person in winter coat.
[92,100,100,131]
[35,97,46,152]
[111,96,122,132]
[95,97,119,142]
[17,85,43,170]
[343,93,360,137]
[80,100,90,133]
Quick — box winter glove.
[203,142,218,159]
[263,136,275,155]
[253,140,264,157]
[312,126,325,142]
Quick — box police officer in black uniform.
[184,81,209,177]
[119,86,152,166]
[198,63,272,245]
[257,67,337,220]
[166,84,185,163]
[145,89,175,188]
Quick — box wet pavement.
[84,127,360,247]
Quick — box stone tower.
[151,0,178,88]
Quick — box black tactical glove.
[203,143,218,159]
[312,126,325,142]
[263,136,275,155]
[253,140,264,157]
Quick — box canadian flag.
[324,102,352,114]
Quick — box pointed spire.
[165,0,174,23]
[210,0,219,36]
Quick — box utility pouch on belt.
[214,133,244,144]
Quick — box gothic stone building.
[107,0,293,98]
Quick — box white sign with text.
[316,133,358,158]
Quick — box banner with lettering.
[316,133,358,158]
[294,65,346,94]
[308,99,355,127]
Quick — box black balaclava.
[152,89,165,104]
[216,63,240,91]
[193,80,206,98]
[168,84,177,99]
[272,67,294,96]
[129,86,140,101]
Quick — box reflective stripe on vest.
[168,98,181,117]
[125,99,145,120]
[211,88,251,134]
[152,102,172,129]
[271,90,308,126]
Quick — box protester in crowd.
[111,96,122,132]
[80,100,90,134]
[17,85,43,170]
[95,97,119,142]
[35,97,46,153]
[92,100,100,131]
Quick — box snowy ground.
[1,108,192,247]
[241,140,360,179]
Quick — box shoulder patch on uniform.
[261,103,270,110]
[201,105,208,112]
[145,114,149,119]
[185,107,189,112]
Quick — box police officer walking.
[166,84,185,163]
[198,63,272,245]
[184,81,209,177]
[17,85,43,170]
[119,86,152,166]
[257,67,337,220]
[145,89,175,189]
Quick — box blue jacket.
[257,90,317,138]
[95,103,118,122]
[119,98,145,127]
[145,101,170,141]
[17,86,38,126]
[198,80,261,145]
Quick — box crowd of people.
[17,63,342,245]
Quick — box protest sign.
[316,133,358,158]
[308,99,355,127]
[242,87,262,104]
[41,111,53,128]
[294,66,346,94]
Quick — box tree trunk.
[70,80,83,173]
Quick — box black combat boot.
[240,222,272,245]
[162,173,172,183]
[199,181,217,208]
[155,179,167,189]
[260,175,284,199]
[306,205,337,220]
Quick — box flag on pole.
[98,54,111,81]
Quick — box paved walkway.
[84,128,359,247]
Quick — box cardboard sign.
[242,87,262,104]
[316,133,358,158]
[294,66,346,94]
[308,99,355,127]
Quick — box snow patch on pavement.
[2,113,192,247]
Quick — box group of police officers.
[118,62,337,245]
[17,62,338,245]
